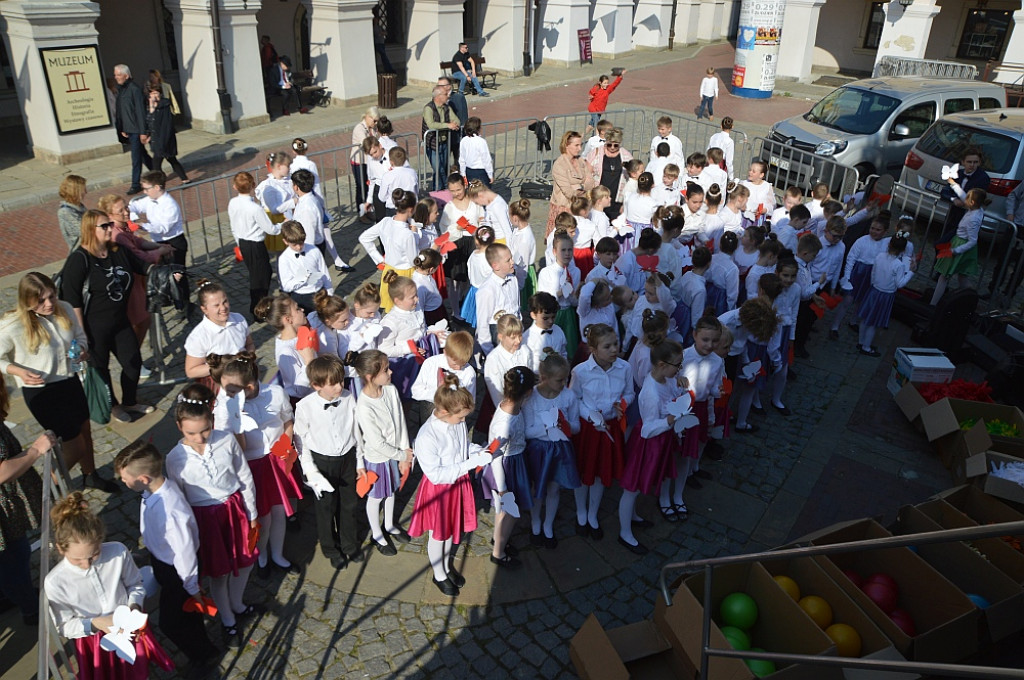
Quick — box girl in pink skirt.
[210,351,302,578]
[409,373,496,597]
[166,383,259,648]
[45,492,174,680]
[617,340,686,555]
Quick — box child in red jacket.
[588,70,626,129]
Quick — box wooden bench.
[440,55,498,90]
[294,70,329,108]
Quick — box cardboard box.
[933,484,1024,524]
[886,348,955,396]
[570,614,690,680]
[963,451,1024,505]
[797,518,980,662]
[919,398,1024,455]
[653,562,837,680]
[892,383,929,423]
[916,494,1024,586]
[893,505,1024,643]
[759,556,918,680]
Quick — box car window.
[892,102,937,138]
[979,97,1002,110]
[805,86,900,135]
[917,120,1020,174]
[944,98,974,115]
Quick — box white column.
[308,0,378,105]
[479,0,528,74]
[218,0,269,129]
[776,0,826,83]
[673,0,703,46]
[633,0,674,49]
[591,0,634,58]
[993,9,1024,85]
[697,0,725,42]
[405,0,464,85]
[0,0,120,164]
[535,0,592,68]
[873,0,940,72]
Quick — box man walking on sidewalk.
[113,64,153,195]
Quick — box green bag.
[82,365,111,425]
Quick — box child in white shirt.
[278,220,333,313]
[522,292,568,370]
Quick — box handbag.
[82,364,111,425]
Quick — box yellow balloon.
[773,575,801,602]
[825,623,862,657]
[798,595,833,629]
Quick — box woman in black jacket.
[146,86,189,183]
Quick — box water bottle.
[68,339,82,374]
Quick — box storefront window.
[863,2,885,50]
[956,9,1012,60]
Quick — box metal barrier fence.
[873,55,979,80]
[650,109,753,179]
[37,440,76,680]
[756,135,861,205]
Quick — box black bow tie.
[323,400,340,410]
[294,252,303,258]
[502,277,512,286]
[661,136,669,141]
[540,329,553,335]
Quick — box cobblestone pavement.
[0,45,957,680]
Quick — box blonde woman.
[351,106,380,209]
[548,131,597,237]
[57,174,87,250]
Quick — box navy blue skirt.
[706,282,728,316]
[479,453,534,511]
[850,262,873,306]
[526,439,581,493]
[858,287,896,329]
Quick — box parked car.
[766,77,1006,186]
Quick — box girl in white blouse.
[458,116,494,186]
[623,172,659,233]
[254,293,317,402]
[439,173,484,314]
[354,350,413,556]
[183,279,255,383]
[164,383,259,647]
[358,189,428,312]
[460,225,497,326]
[412,249,447,326]
[571,194,598,278]
[467,180,513,242]
[408,374,495,596]
[210,351,301,577]
[378,273,443,398]
[859,233,915,356]
[537,230,583,361]
[508,199,537,308]
[45,492,173,676]
[309,290,353,359]
[229,171,281,317]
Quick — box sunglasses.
[97,222,114,229]
[606,143,620,149]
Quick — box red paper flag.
[234,246,244,262]
[399,465,410,491]
[476,438,502,473]
[434,231,451,245]
[297,325,320,352]
[820,291,842,310]
[557,410,573,439]
[182,595,218,617]
[408,340,426,364]
[270,434,298,472]
[811,304,825,319]
[377,262,386,271]
[248,522,260,554]
[936,249,953,259]
[356,470,379,498]
[457,216,477,235]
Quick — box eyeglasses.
[606,143,620,149]
[97,222,114,229]
[665,361,682,369]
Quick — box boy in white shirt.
[583,119,614,158]
[475,243,521,351]
[774,204,811,252]
[704,147,729,194]
[649,115,684,161]
[521,292,567,370]
[652,165,682,207]
[378,147,418,216]
[361,137,388,222]
[770,186,804,226]
[278,220,333,313]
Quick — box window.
[980,97,1003,110]
[863,2,885,50]
[917,120,1020,174]
[806,86,900,135]
[375,0,405,45]
[944,98,974,115]
[463,1,478,41]
[956,9,1012,60]
[891,101,936,139]
[161,3,179,72]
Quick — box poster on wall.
[39,45,111,135]
[732,0,787,99]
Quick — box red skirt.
[680,400,710,459]
[573,418,625,486]
[573,247,595,278]
[432,263,449,300]
[713,397,731,440]
[248,453,303,518]
[620,424,679,495]
[192,491,256,578]
[73,625,174,680]
[408,474,477,543]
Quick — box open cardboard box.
[794,518,979,662]
[919,398,1024,467]
[933,484,1024,523]
[570,614,690,680]
[759,556,918,680]
[653,562,837,680]
[892,383,930,424]
[886,347,955,396]
[964,451,1024,505]
[893,505,1024,643]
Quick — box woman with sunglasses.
[584,128,634,222]
[58,210,154,424]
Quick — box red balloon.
[861,581,898,614]
[865,573,899,595]
[842,569,863,588]
[889,609,917,637]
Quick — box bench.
[440,55,498,90]
[294,70,329,108]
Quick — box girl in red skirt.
[409,373,496,597]
[166,384,259,648]
[210,351,302,578]
[45,492,174,680]
[569,323,634,540]
[618,340,686,554]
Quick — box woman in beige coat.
[547,131,596,237]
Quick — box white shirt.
[719,206,744,237]
[649,133,684,161]
[294,192,325,246]
[844,236,889,284]
[139,479,201,595]
[742,181,777,221]
[707,131,735,178]
[775,222,799,252]
[476,273,522,350]
[523,387,580,442]
[440,199,484,240]
[290,155,322,197]
[229,195,280,243]
[411,353,478,401]
[628,341,652,390]
[681,345,725,402]
[700,75,719,99]
[129,192,183,241]
[571,356,635,421]
[708,251,740,311]
[623,192,659,225]
[378,135,398,155]
[808,198,825,221]
[356,384,409,464]
[587,262,628,288]
[582,134,604,158]
[811,237,845,290]
[359,217,428,269]
[703,165,728,196]
[378,306,426,357]
[45,542,146,639]
[638,374,686,438]
[652,183,681,208]
[577,281,618,339]
[294,389,359,457]
[365,155,388,199]
[413,270,443,312]
[870,252,913,294]
[509,225,537,287]
[489,407,526,462]
[256,176,295,218]
[775,283,801,339]
[590,209,614,241]
[615,249,647,293]
[677,270,707,331]
[574,214,599,248]
[213,383,293,461]
[482,195,514,242]
[537,262,581,309]
[746,263,775,301]
[629,286,676,342]
[0,301,88,388]
[458,135,493,177]
[522,323,567,371]
[378,165,418,208]
[279,244,332,295]
[467,251,491,287]
[483,343,532,405]
[415,415,483,485]
[166,429,258,517]
[732,247,758,277]
[646,156,671,186]
[275,335,313,399]
[184,313,250,359]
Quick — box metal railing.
[37,439,77,680]
[873,56,979,81]
[758,134,861,205]
[658,519,1024,679]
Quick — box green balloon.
[720,625,751,651]
[721,592,759,630]
[745,648,777,677]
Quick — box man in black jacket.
[113,64,153,194]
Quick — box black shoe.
[223,624,242,648]
[347,550,364,563]
[617,536,649,555]
[847,322,859,332]
[257,562,272,579]
[447,566,466,588]
[387,527,411,544]
[127,185,143,195]
[286,514,300,532]
[773,403,792,416]
[432,577,459,596]
[374,540,397,556]
[859,346,881,357]
[491,538,518,557]
[336,265,356,274]
[686,476,703,489]
[83,472,120,493]
[233,604,262,618]
[330,555,348,570]
[693,468,713,481]
[575,523,589,537]
[794,346,811,359]
[477,90,490,97]
[530,533,545,547]
[829,329,840,341]
[734,423,759,433]
[660,505,680,523]
[589,524,604,541]
[631,517,654,529]
[489,553,522,568]
[272,561,302,575]
[750,405,766,416]
[544,535,558,550]
[703,440,725,461]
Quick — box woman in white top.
[350,106,379,208]
[183,280,254,383]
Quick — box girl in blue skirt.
[858,232,913,356]
[460,226,496,326]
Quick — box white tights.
[209,565,253,628]
[426,532,455,582]
[366,495,397,545]
[531,483,561,537]
[256,505,290,569]
[574,478,605,528]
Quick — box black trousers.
[87,315,141,407]
[795,299,817,351]
[153,154,187,182]
[238,238,271,318]
[352,162,368,206]
[161,234,190,309]
[151,557,218,663]
[310,450,361,559]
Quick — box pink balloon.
[861,581,898,614]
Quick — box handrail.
[659,519,1024,679]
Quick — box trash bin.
[378,73,398,109]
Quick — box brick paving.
[0,43,958,679]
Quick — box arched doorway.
[294,4,310,71]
